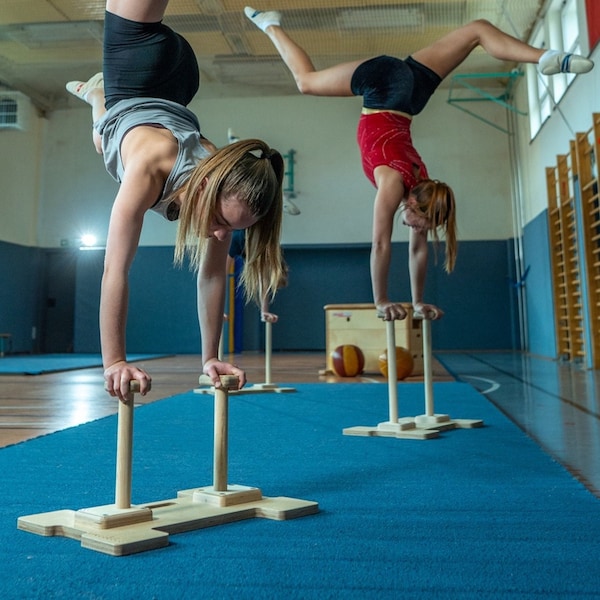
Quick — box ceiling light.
[337,7,423,30]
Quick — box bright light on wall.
[80,233,98,247]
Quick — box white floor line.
[360,377,381,383]
[461,375,500,394]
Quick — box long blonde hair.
[174,139,285,305]
[410,179,457,273]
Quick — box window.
[527,27,551,136]
[527,0,588,138]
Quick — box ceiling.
[0,0,545,113]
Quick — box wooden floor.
[0,352,451,448]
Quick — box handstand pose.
[244,6,593,321]
[66,0,286,400]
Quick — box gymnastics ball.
[378,347,414,380]
[331,344,365,377]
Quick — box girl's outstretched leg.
[244,6,361,96]
[412,19,593,80]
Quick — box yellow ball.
[378,347,414,380]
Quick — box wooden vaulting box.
[324,303,423,375]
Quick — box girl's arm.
[197,235,247,389]
[408,228,444,319]
[259,281,278,323]
[260,297,278,323]
[101,163,162,401]
[371,169,407,320]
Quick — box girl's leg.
[66,74,105,153]
[90,92,104,154]
[106,0,169,22]
[412,19,592,80]
[412,20,543,80]
[245,7,361,96]
[103,2,199,107]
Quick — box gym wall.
[2,67,591,357]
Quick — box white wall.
[36,108,122,248]
[0,101,45,247]
[2,20,597,251]
[34,90,513,249]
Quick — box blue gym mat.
[4,382,600,598]
[0,353,171,375]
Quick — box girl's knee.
[456,19,495,46]
[294,74,314,95]
[459,19,492,36]
[468,18,495,37]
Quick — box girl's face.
[208,193,258,241]
[401,197,432,233]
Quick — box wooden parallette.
[343,314,483,440]
[197,322,296,395]
[18,376,318,556]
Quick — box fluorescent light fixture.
[6,22,103,47]
[194,0,224,14]
[337,7,423,30]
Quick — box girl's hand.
[203,358,246,389]
[375,301,408,321]
[261,311,279,323]
[413,302,444,320]
[104,360,152,403]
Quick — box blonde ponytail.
[175,139,286,304]
[410,179,457,273]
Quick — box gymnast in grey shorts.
[95,10,210,220]
[65,0,287,401]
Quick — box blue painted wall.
[74,247,199,354]
[522,209,556,358]
[263,240,519,351]
[0,238,520,355]
[0,241,43,353]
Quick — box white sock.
[244,7,281,32]
[539,49,558,65]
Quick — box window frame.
[526,0,590,138]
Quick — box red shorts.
[356,111,428,192]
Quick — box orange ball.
[331,344,365,377]
[378,347,414,380]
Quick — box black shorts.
[103,10,200,109]
[350,55,441,115]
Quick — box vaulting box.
[324,303,423,375]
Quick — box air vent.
[0,91,32,131]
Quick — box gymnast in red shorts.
[245,6,594,322]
